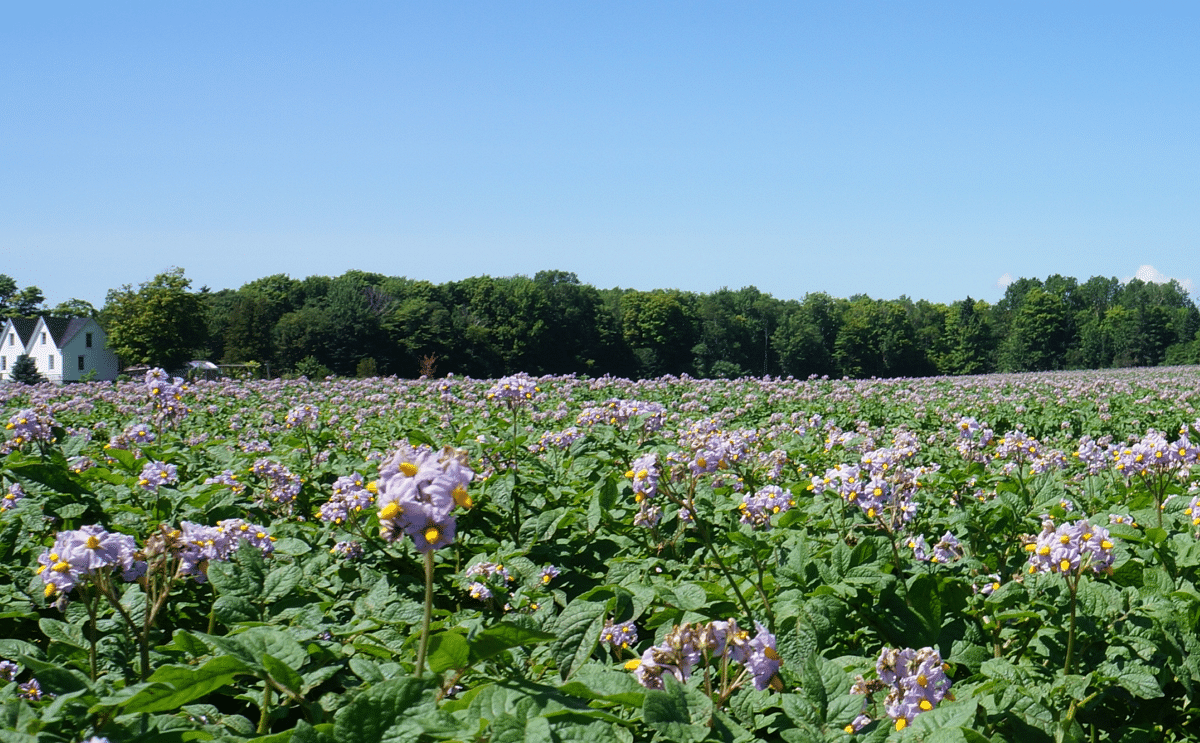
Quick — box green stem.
[886,530,911,606]
[207,584,218,634]
[695,518,755,624]
[749,549,777,634]
[415,550,435,676]
[1064,575,1079,675]
[510,405,521,541]
[86,586,99,682]
[257,680,272,734]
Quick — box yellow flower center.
[399,462,419,477]
[453,485,472,509]
[379,502,402,520]
[86,535,102,549]
[424,527,440,544]
[1059,559,1071,572]
[895,719,907,731]
[919,699,933,711]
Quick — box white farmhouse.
[0,316,120,383]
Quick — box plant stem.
[510,404,522,541]
[1064,575,1079,675]
[415,550,435,676]
[257,681,272,734]
[86,586,99,681]
[694,518,755,623]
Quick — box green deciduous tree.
[102,268,209,370]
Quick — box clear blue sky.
[3,2,1198,309]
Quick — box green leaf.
[332,677,439,743]
[120,655,251,714]
[643,677,710,743]
[469,622,557,665]
[1116,666,1163,699]
[273,537,312,556]
[671,583,708,612]
[50,503,88,520]
[263,652,305,696]
[426,632,470,673]
[38,618,87,649]
[208,558,260,598]
[213,595,258,625]
[909,700,980,734]
[0,639,42,660]
[551,600,606,680]
[924,728,992,743]
[262,564,304,604]
[349,657,386,683]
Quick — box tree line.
[5,269,1199,380]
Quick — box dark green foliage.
[10,354,43,384]
[179,268,1200,380]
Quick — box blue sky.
[3,2,1198,308]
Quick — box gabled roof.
[2,317,38,347]
[43,316,90,347]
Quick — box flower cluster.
[2,483,26,511]
[125,423,156,446]
[0,659,18,681]
[600,619,638,650]
[169,519,275,582]
[463,561,515,601]
[251,459,303,506]
[1185,496,1200,532]
[1111,429,1200,476]
[1026,518,1115,576]
[952,417,994,462]
[737,485,795,529]
[36,525,145,598]
[318,472,374,524]
[285,404,320,429]
[849,646,953,732]
[626,452,661,506]
[4,407,57,450]
[203,470,247,496]
[376,444,473,552]
[486,373,540,405]
[909,532,964,564]
[330,540,364,560]
[138,461,178,492]
[532,426,582,453]
[626,619,782,693]
[145,368,189,421]
[577,399,666,432]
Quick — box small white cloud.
[1122,265,1193,295]
[1135,264,1169,283]
[996,272,1013,288]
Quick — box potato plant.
[1,367,1199,742]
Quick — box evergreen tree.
[11,355,43,385]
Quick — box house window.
[48,356,54,370]
[86,332,93,348]
[1,357,5,371]
[79,355,86,371]
[7,333,12,346]
[41,332,47,344]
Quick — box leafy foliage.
[1,367,1200,741]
